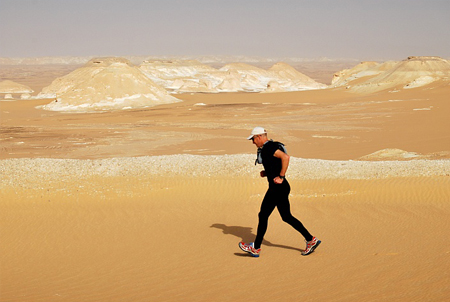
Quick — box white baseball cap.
[247,127,267,140]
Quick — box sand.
[1,62,450,301]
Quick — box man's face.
[251,135,264,148]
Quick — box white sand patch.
[312,135,345,139]
[413,107,433,111]
[359,148,422,160]
[1,156,449,189]
[404,76,437,89]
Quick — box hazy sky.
[1,0,449,60]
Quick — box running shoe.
[239,242,261,257]
[302,237,321,256]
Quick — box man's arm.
[273,149,290,183]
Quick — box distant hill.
[332,56,450,93]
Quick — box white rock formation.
[268,62,328,90]
[178,79,214,93]
[216,71,243,91]
[331,61,380,86]
[139,60,221,92]
[263,80,285,93]
[38,57,132,98]
[219,63,272,91]
[0,80,34,93]
[139,60,327,93]
[333,56,450,93]
[38,57,180,112]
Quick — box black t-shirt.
[260,141,286,182]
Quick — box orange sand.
[1,176,450,301]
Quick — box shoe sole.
[238,243,260,257]
[302,240,321,256]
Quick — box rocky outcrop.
[332,56,450,93]
[38,57,180,112]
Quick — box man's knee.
[258,211,270,220]
[281,214,294,223]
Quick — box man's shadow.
[210,223,303,257]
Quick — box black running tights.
[254,181,313,249]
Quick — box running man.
[239,127,321,257]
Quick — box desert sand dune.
[1,170,449,302]
[1,58,450,302]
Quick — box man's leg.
[254,189,277,249]
[277,183,313,241]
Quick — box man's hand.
[273,176,284,184]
